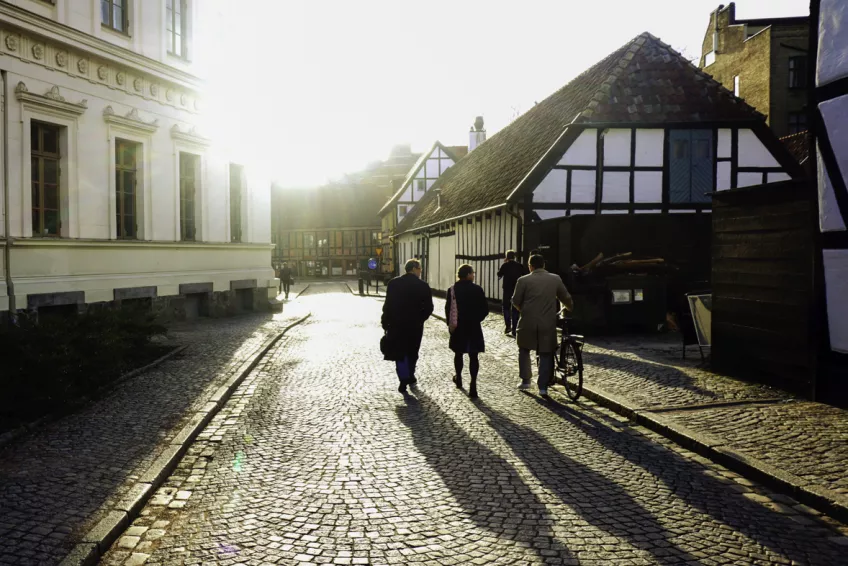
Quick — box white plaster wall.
[440,232,456,291]
[819,95,848,205]
[571,170,596,203]
[634,171,663,202]
[737,172,764,188]
[603,129,630,166]
[536,210,566,220]
[817,0,848,86]
[534,169,567,203]
[602,172,629,203]
[767,172,792,183]
[717,129,732,158]
[635,129,663,166]
[440,158,454,174]
[717,162,732,191]
[738,129,780,167]
[824,249,848,353]
[559,129,597,166]
[817,145,848,231]
[426,158,439,178]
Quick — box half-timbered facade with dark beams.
[379,141,463,274]
[395,32,802,306]
[811,0,848,390]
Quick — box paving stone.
[96,283,846,565]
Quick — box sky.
[195,0,809,187]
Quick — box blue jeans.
[519,348,552,390]
[395,354,418,382]
[502,296,519,332]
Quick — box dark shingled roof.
[397,32,764,233]
[780,130,811,165]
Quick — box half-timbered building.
[395,33,802,314]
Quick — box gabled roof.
[377,140,463,216]
[396,32,765,234]
[780,130,811,165]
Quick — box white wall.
[559,129,596,166]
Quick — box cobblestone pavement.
[0,299,307,566]
[429,295,847,504]
[103,283,846,566]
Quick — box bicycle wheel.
[561,341,583,401]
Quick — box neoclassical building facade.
[0,0,276,318]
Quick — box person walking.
[497,250,526,337]
[279,263,292,299]
[512,254,573,398]
[445,264,489,398]
[381,259,434,394]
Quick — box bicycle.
[551,315,585,401]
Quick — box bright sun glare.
[192,0,810,188]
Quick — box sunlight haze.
[196,0,809,187]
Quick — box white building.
[0,0,276,318]
[396,33,801,304]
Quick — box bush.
[0,305,167,422]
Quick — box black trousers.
[282,281,291,295]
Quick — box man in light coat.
[512,254,573,397]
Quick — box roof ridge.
[582,33,652,121]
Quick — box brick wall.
[768,25,810,137]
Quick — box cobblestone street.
[101,283,846,566]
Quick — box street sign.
[368,258,378,270]
[375,247,383,257]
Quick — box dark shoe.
[398,382,408,394]
[504,328,511,335]
[511,331,517,338]
[453,376,463,389]
[408,377,418,385]
[469,378,478,398]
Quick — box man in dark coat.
[381,259,434,394]
[512,254,573,398]
[279,263,292,299]
[497,250,526,337]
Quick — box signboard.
[368,258,378,270]
[375,247,383,257]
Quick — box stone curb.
[58,312,312,566]
[429,309,848,524]
[0,345,188,451]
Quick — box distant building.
[0,1,275,320]
[271,183,384,278]
[699,2,809,138]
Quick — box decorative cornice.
[15,81,87,116]
[171,124,210,147]
[103,106,159,133]
[0,20,200,114]
[0,2,201,89]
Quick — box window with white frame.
[31,121,62,237]
[166,0,189,58]
[115,139,140,239]
[101,0,128,33]
[179,152,200,241]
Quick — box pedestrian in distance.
[445,264,489,399]
[381,259,434,394]
[512,254,573,398]
[280,262,293,299]
[497,250,526,337]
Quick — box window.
[733,75,740,97]
[31,121,61,237]
[229,164,243,242]
[303,233,315,248]
[101,0,127,33]
[179,152,199,241]
[166,0,188,58]
[788,56,807,89]
[788,112,807,134]
[343,231,355,249]
[612,290,632,304]
[399,205,408,216]
[669,129,714,204]
[372,231,380,243]
[415,179,426,192]
[115,139,139,239]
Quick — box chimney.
[469,116,486,152]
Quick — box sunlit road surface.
[102,282,846,566]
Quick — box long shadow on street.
[395,393,576,564]
[522,394,844,565]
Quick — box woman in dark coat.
[445,264,489,398]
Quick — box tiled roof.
[780,130,811,165]
[397,32,764,233]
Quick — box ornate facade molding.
[0,23,201,115]
[171,124,210,147]
[103,106,159,133]
[15,81,87,116]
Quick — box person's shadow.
[472,398,701,565]
[395,394,576,563]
